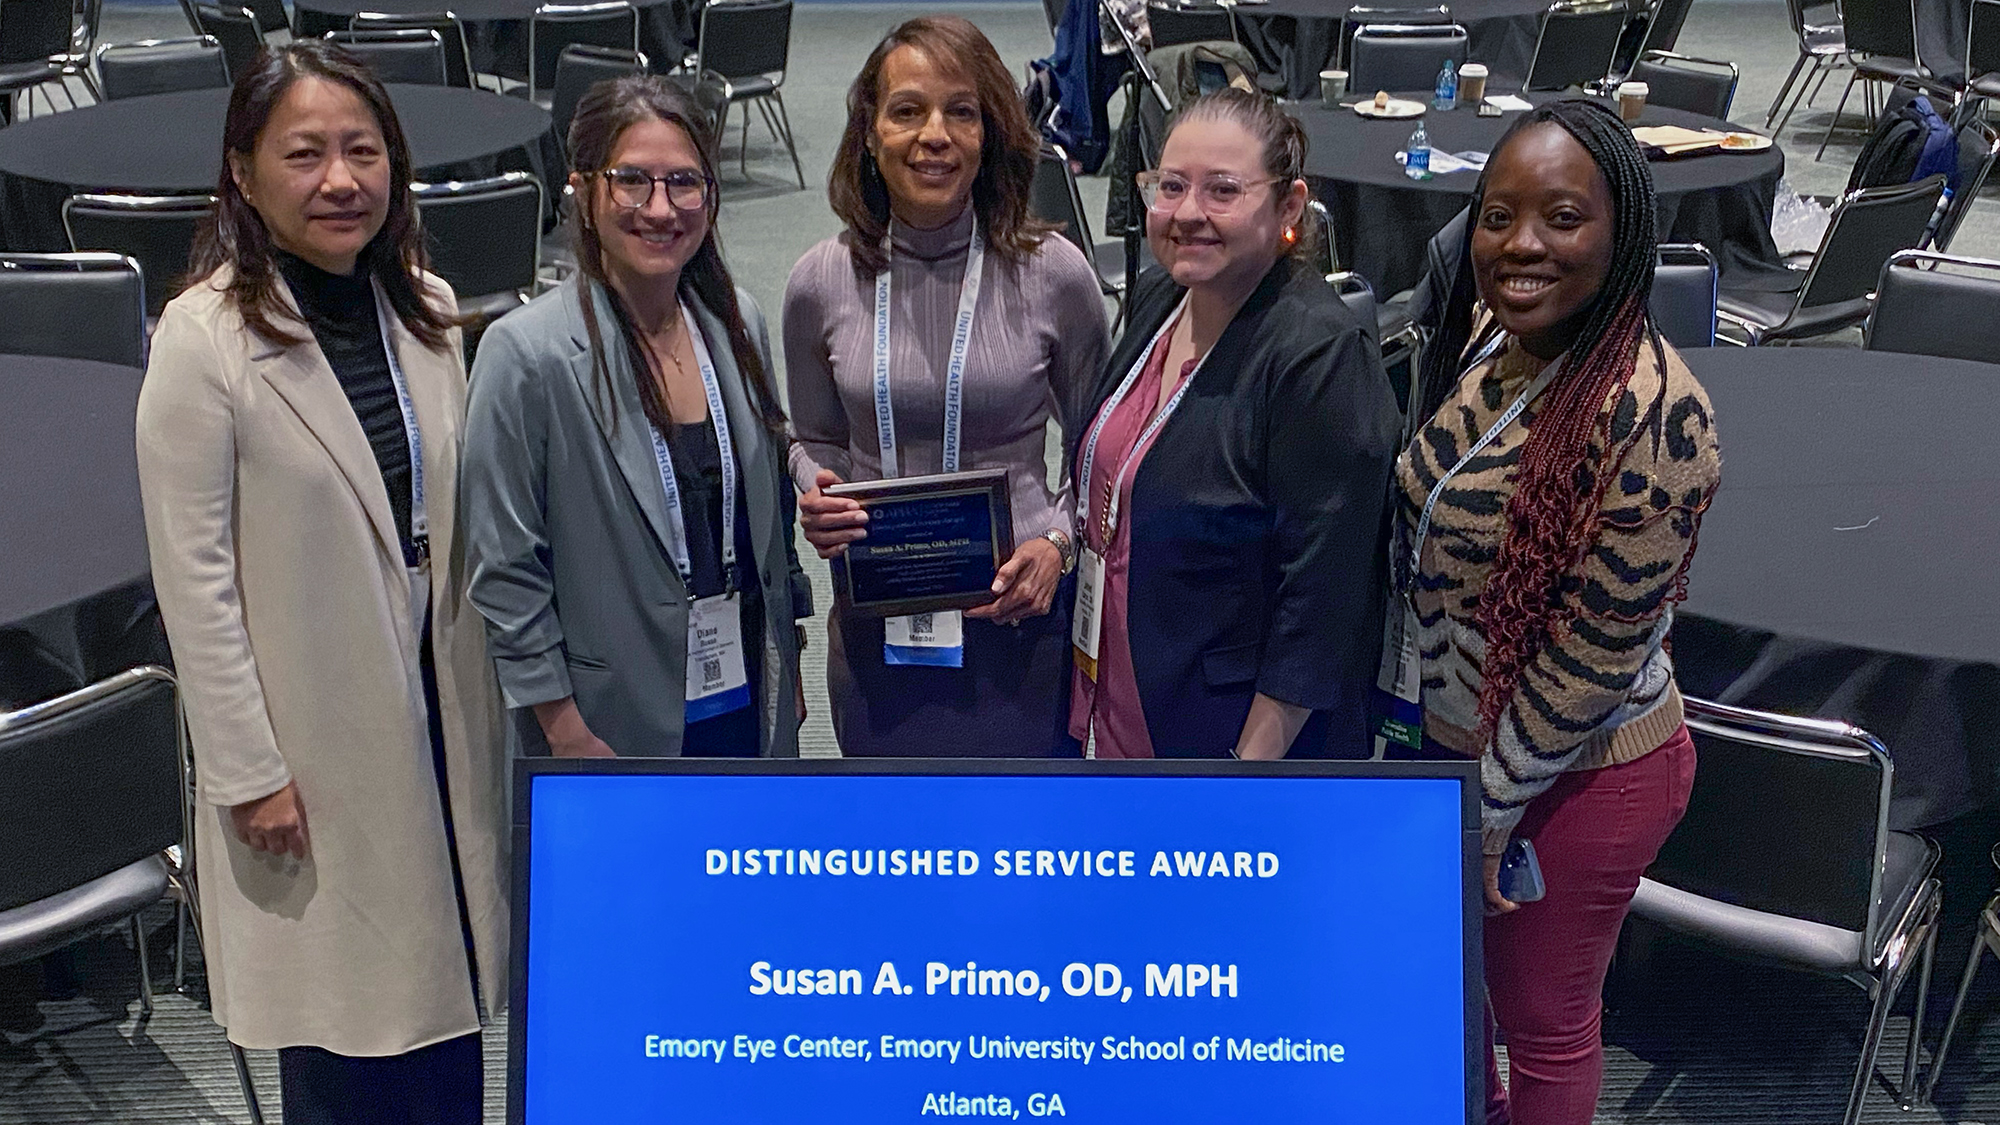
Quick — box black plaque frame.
[825,467,1013,617]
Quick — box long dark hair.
[565,74,785,436]
[827,16,1051,278]
[1415,99,1665,742]
[1165,87,1319,260]
[188,40,454,350]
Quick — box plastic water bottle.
[1434,58,1458,110]
[1404,120,1432,180]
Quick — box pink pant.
[1484,725,1696,1125]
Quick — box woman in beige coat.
[136,42,505,1124]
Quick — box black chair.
[1030,142,1136,316]
[0,253,145,367]
[414,173,543,326]
[1338,4,1449,69]
[1819,0,1931,155]
[323,27,448,84]
[689,0,804,188]
[1627,697,1940,1125]
[1633,0,1693,54]
[552,42,646,157]
[351,11,474,87]
[93,35,230,99]
[1968,0,2000,98]
[1716,174,1945,344]
[0,0,98,120]
[527,0,638,100]
[0,666,265,1124]
[1146,0,1235,48]
[1767,0,1849,135]
[1627,49,1737,117]
[1861,249,2000,360]
[1522,0,1630,91]
[1925,843,2000,1103]
[1931,113,1999,251]
[1307,201,1417,393]
[1348,23,1469,94]
[1649,241,1716,347]
[62,193,216,319]
[183,1,267,80]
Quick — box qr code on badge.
[910,612,934,636]
[702,658,722,684]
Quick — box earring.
[1282,226,1298,244]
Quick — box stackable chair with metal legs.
[1924,844,2000,1104]
[1627,697,1943,1125]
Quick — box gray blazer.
[461,277,810,757]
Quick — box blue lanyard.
[872,228,986,478]
[373,288,427,563]
[646,300,738,592]
[1409,334,1558,581]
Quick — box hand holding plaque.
[825,468,1014,617]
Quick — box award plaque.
[826,468,1013,617]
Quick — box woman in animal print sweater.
[1393,100,1721,1124]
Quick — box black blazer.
[1082,257,1400,757]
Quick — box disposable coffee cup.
[1459,63,1488,105]
[1320,69,1348,107]
[1617,80,1649,123]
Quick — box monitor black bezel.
[507,755,1484,1124]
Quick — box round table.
[1669,348,2000,830]
[290,0,698,82]
[1231,0,1557,100]
[0,355,166,709]
[0,84,553,252]
[1291,94,1789,296]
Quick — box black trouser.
[278,1032,482,1125]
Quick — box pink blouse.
[1067,318,1192,759]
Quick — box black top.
[666,414,764,756]
[277,250,420,567]
[1082,257,1401,757]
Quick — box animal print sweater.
[1395,330,1721,855]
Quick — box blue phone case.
[1498,838,1546,903]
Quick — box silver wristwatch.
[1041,529,1077,576]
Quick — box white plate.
[1717,131,1774,152]
[1352,97,1427,119]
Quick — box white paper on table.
[1483,94,1534,111]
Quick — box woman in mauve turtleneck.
[784,16,1108,757]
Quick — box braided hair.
[1416,99,1665,743]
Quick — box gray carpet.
[7,0,2000,1119]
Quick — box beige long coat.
[136,265,508,1055]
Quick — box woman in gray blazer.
[462,75,810,758]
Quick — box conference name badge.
[685,593,751,722]
[884,610,964,668]
[1071,548,1105,681]
[1370,601,1424,752]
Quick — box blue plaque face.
[828,469,1014,617]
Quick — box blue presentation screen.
[514,764,1476,1123]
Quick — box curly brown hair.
[826,15,1051,278]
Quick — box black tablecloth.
[1233,0,1554,101]
[0,356,167,710]
[1670,348,2000,830]
[0,85,555,252]
[292,0,699,82]
[1291,94,1790,296]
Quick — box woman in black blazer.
[1068,88,1399,759]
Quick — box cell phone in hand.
[1497,837,1546,903]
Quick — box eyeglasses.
[1136,171,1282,216]
[593,166,712,211]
